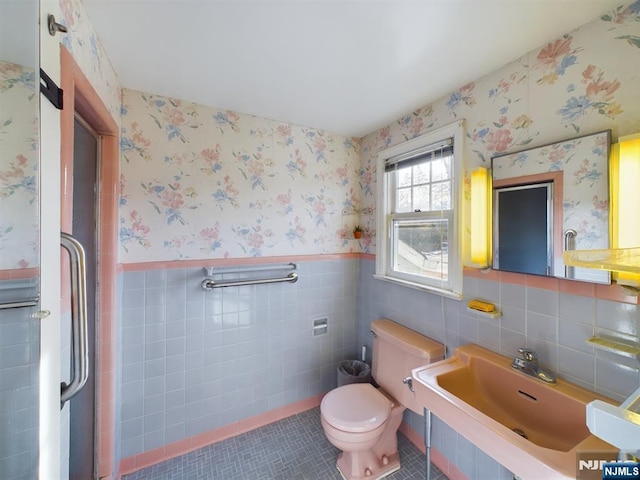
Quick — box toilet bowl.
[321,383,404,480]
[320,319,445,480]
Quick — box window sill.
[372,273,463,300]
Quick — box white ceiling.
[84,0,625,137]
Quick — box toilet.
[320,318,445,480]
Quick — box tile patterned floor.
[124,407,448,480]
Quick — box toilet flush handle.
[403,376,414,392]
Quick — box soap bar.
[468,299,495,313]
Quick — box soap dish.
[466,299,501,319]
[586,336,640,360]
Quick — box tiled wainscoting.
[0,304,39,479]
[119,258,359,468]
[117,255,640,478]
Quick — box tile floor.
[124,407,448,480]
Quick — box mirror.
[492,130,611,284]
[0,0,40,306]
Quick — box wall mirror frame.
[0,0,40,307]
[491,130,611,284]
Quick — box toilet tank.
[371,318,445,415]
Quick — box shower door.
[67,115,98,480]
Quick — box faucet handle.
[517,348,538,362]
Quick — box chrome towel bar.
[201,262,298,290]
[203,262,297,276]
[201,272,298,290]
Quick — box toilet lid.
[321,383,392,433]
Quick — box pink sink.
[412,344,618,479]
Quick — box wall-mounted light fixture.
[469,166,491,268]
[611,133,640,288]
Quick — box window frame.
[375,121,464,298]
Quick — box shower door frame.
[59,45,120,480]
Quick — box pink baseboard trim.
[398,421,426,455]
[399,422,469,480]
[121,253,363,272]
[119,393,326,476]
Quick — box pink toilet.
[320,318,445,480]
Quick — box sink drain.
[512,428,528,439]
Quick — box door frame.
[60,45,119,479]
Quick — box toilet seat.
[321,383,392,433]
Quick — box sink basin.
[412,344,618,479]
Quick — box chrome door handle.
[60,232,89,408]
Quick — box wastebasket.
[337,360,372,387]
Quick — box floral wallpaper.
[119,89,361,262]
[360,0,640,258]
[58,0,121,124]
[117,1,640,264]
[0,61,38,270]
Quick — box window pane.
[397,167,412,187]
[432,156,451,182]
[396,187,412,212]
[392,219,448,281]
[413,163,430,184]
[413,185,430,211]
[431,181,451,210]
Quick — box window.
[375,122,463,297]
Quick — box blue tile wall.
[119,259,359,458]
[117,255,640,473]
[0,305,39,480]
[357,258,640,480]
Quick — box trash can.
[337,360,372,387]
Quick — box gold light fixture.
[470,166,491,268]
[611,133,640,287]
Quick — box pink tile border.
[124,254,639,307]
[0,267,39,280]
[121,253,362,272]
[398,422,426,454]
[119,393,326,476]
[463,266,638,305]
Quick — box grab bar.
[201,272,298,290]
[60,232,89,408]
[203,262,297,276]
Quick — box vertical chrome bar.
[564,229,577,279]
[60,232,89,408]
[424,407,432,480]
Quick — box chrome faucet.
[511,348,557,384]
